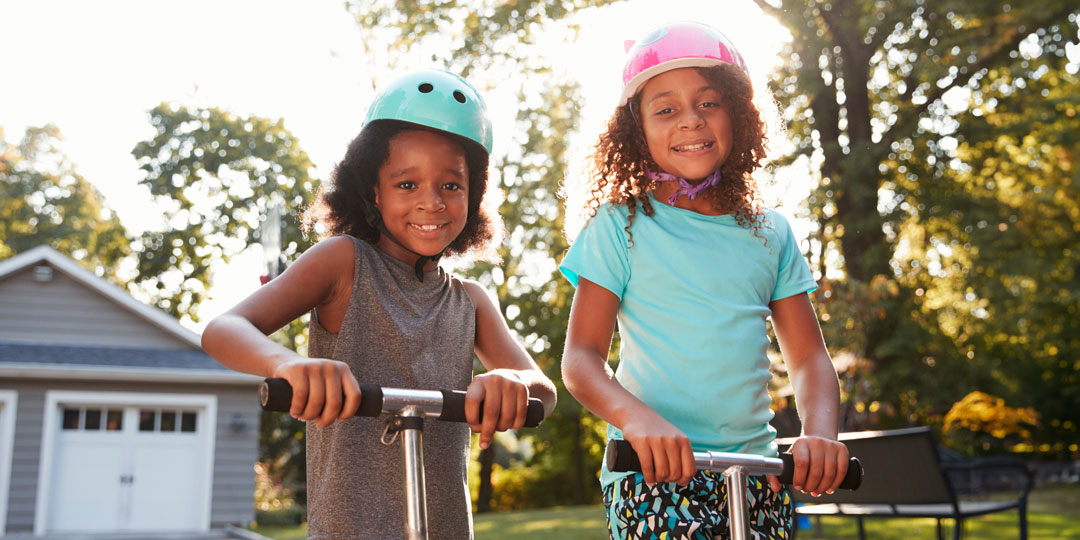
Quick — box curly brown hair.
[302,120,499,260]
[582,64,768,242]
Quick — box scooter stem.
[398,407,428,540]
[724,465,750,540]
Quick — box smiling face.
[639,67,734,182]
[373,129,470,265]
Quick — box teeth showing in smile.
[412,224,441,232]
[675,142,712,152]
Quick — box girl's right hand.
[621,412,696,486]
[272,357,362,429]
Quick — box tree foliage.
[130,103,318,320]
[473,76,609,509]
[918,52,1080,454]
[756,0,1079,453]
[0,125,129,273]
[348,0,613,76]
[942,391,1040,456]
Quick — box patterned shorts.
[603,471,794,540]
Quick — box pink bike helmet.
[620,21,749,103]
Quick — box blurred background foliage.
[755,0,1079,459]
[0,125,129,274]
[2,0,1078,514]
[943,390,1040,456]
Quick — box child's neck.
[652,181,727,216]
[373,237,442,272]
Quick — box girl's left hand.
[768,435,849,496]
[464,369,530,449]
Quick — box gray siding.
[0,264,190,349]
[211,390,261,527]
[0,379,259,534]
[5,385,42,534]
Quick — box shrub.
[256,505,306,527]
[943,391,1039,456]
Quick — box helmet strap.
[646,168,723,205]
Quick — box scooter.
[605,439,863,540]
[260,378,545,540]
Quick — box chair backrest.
[779,426,956,505]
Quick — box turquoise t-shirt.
[559,194,817,487]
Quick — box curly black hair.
[580,63,768,243]
[303,120,499,260]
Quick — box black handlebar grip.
[779,453,863,490]
[356,384,383,418]
[525,399,545,427]
[605,439,641,473]
[260,378,293,412]
[259,378,385,416]
[439,390,545,427]
[438,390,469,423]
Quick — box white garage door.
[37,392,216,534]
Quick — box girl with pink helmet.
[560,21,847,539]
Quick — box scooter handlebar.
[605,439,862,490]
[260,377,545,428]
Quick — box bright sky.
[1,0,800,329]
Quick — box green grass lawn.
[248,524,308,540]
[252,483,1080,540]
[474,504,608,540]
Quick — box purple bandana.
[646,169,722,205]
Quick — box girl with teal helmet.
[313,68,497,280]
[202,68,556,539]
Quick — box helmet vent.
[452,90,467,103]
[418,83,434,93]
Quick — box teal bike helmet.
[361,69,494,280]
[364,69,493,155]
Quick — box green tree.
[755,0,1079,450]
[130,104,319,500]
[0,125,129,273]
[910,55,1080,454]
[130,103,318,320]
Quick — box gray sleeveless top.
[307,237,476,539]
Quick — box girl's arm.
[201,236,362,428]
[562,278,695,486]
[770,292,849,496]
[461,280,557,450]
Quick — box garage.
[35,391,217,534]
[2,246,261,535]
